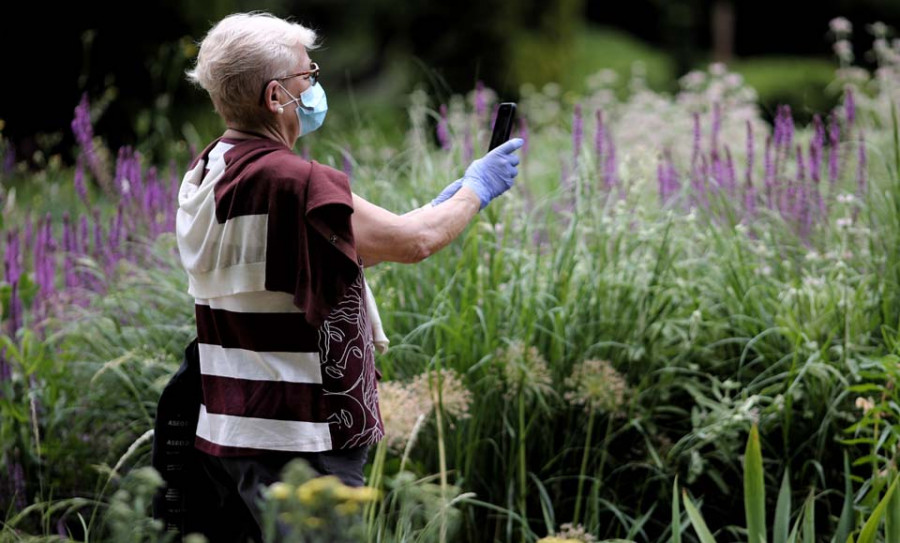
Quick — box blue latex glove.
[431,178,463,206]
[461,138,524,209]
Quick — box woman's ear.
[264,80,282,114]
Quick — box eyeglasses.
[279,62,320,87]
[259,62,320,105]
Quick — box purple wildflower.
[764,135,774,209]
[437,104,451,151]
[744,168,757,219]
[93,210,103,259]
[691,112,702,169]
[74,156,89,207]
[474,81,486,117]
[657,158,666,203]
[464,128,474,164]
[604,130,618,191]
[572,103,583,162]
[745,121,754,185]
[35,216,56,305]
[301,145,311,162]
[829,114,840,186]
[658,149,679,204]
[23,216,33,257]
[725,146,736,196]
[4,230,23,341]
[782,105,795,151]
[594,110,605,160]
[809,115,824,183]
[845,87,856,127]
[62,213,76,289]
[711,102,722,158]
[71,93,104,182]
[793,145,806,224]
[518,117,529,159]
[79,216,89,255]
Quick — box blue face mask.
[279,82,328,136]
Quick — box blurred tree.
[711,0,735,63]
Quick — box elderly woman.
[163,11,522,542]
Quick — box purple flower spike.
[725,146,736,196]
[604,130,618,191]
[810,115,824,183]
[74,156,89,207]
[62,213,77,289]
[691,112,702,168]
[474,81,486,117]
[845,87,856,126]
[657,158,666,203]
[79,216,90,255]
[463,128,474,164]
[71,93,104,182]
[437,104,451,151]
[764,136,774,209]
[594,110,605,160]
[572,103,583,162]
[828,114,840,186]
[745,121,754,185]
[782,105,795,151]
[4,229,23,338]
[744,169,757,219]
[711,102,722,158]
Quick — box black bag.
[151,338,201,537]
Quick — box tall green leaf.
[801,491,815,543]
[834,453,854,543]
[682,491,718,543]
[774,470,791,543]
[885,471,900,543]
[857,476,899,543]
[745,424,767,543]
[672,477,681,543]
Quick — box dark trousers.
[152,338,370,542]
[187,447,370,543]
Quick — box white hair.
[186,12,319,125]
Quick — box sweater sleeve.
[298,161,360,327]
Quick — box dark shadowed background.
[5,0,899,164]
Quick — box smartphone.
[488,102,517,151]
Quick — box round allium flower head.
[410,368,472,421]
[496,341,554,401]
[564,359,629,413]
[378,380,428,453]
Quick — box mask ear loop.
[275,82,301,112]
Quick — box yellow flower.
[336,501,359,516]
[304,516,323,529]
[296,476,342,504]
[268,482,291,501]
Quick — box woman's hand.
[460,138,524,209]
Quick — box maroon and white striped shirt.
[176,138,384,455]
